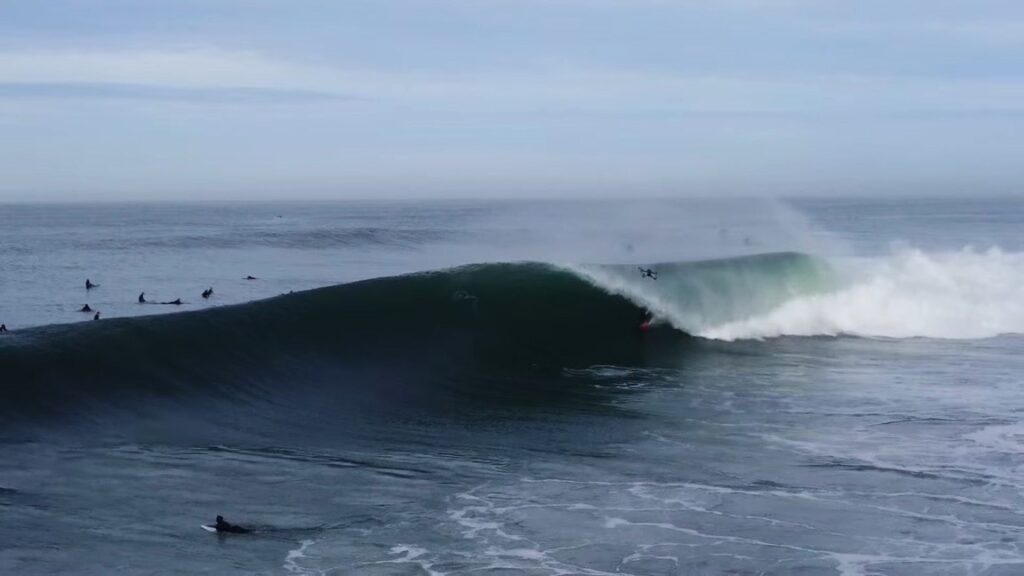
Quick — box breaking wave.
[0,253,824,419]
[4,247,1015,423]
[701,248,1024,340]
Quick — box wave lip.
[573,251,835,336]
[700,248,1024,341]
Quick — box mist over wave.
[700,247,1024,340]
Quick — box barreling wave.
[0,253,828,420]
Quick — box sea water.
[2,197,1024,575]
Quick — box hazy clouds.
[1,0,1023,200]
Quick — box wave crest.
[701,248,1024,340]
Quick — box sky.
[1,0,1023,201]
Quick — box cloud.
[0,48,323,89]
[2,40,1024,124]
[0,81,351,103]
[2,46,1024,116]
[1,46,1023,113]
[0,48,368,103]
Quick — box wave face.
[574,251,834,334]
[702,248,1024,340]
[0,253,825,420]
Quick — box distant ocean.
[3,197,1024,575]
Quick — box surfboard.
[201,524,218,533]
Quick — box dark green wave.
[0,253,829,421]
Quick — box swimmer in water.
[638,267,658,280]
[85,278,97,290]
[138,292,146,304]
[80,304,93,313]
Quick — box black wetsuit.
[214,518,250,534]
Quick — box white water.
[702,247,1024,341]
[572,247,1024,341]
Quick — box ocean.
[2,197,1024,575]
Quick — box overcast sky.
[1,0,1023,200]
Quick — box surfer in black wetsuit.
[201,288,213,299]
[86,278,97,290]
[93,311,101,321]
[214,515,250,534]
[80,304,93,313]
[245,275,257,280]
[166,298,182,305]
[138,292,146,303]
[638,267,658,280]
[0,323,7,333]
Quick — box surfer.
[639,309,654,332]
[163,298,182,305]
[138,292,146,304]
[201,288,213,299]
[93,311,101,321]
[0,323,7,333]
[80,304,93,313]
[85,278,97,290]
[245,275,258,280]
[213,515,250,534]
[638,267,658,280]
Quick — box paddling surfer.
[213,515,250,534]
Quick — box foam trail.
[283,540,319,575]
[702,247,1024,340]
